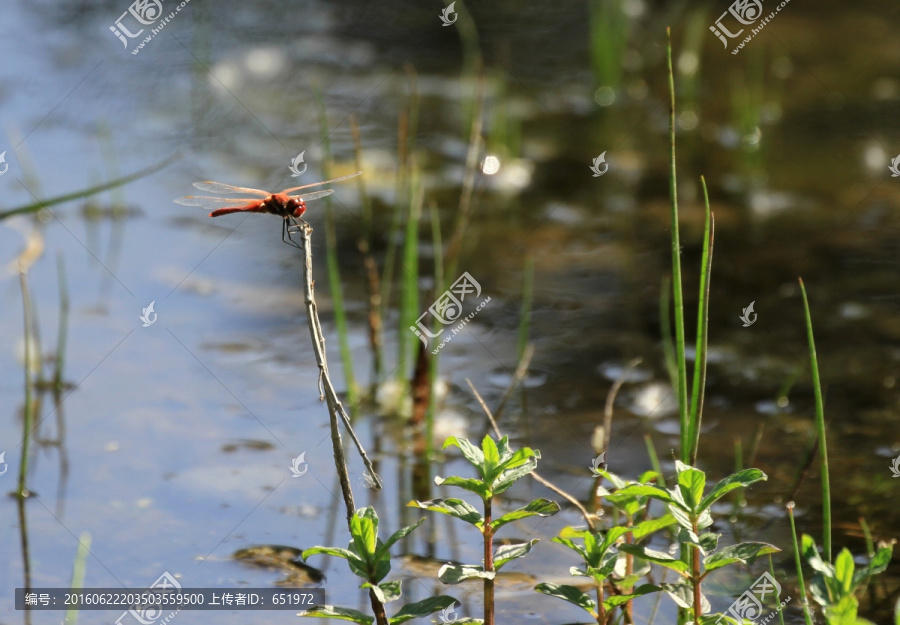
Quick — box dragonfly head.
[286,198,306,218]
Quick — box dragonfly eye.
[290,199,306,217]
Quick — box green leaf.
[615,484,678,507]
[699,469,767,511]
[492,455,538,495]
[551,535,588,561]
[674,461,706,512]
[482,435,501,481]
[703,542,780,571]
[408,499,482,528]
[660,582,710,612]
[602,584,661,608]
[302,546,359,562]
[389,596,464,624]
[375,517,426,563]
[350,507,379,564]
[617,544,689,574]
[443,437,485,471]
[494,447,538,476]
[598,526,631,553]
[826,595,861,625]
[631,514,677,541]
[298,605,374,624]
[492,499,560,532]
[433,475,491,500]
[852,543,893,588]
[438,563,495,584]
[494,539,539,570]
[835,548,855,595]
[534,583,597,616]
[361,580,402,604]
[699,616,740,625]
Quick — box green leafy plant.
[409,435,560,625]
[615,462,779,624]
[800,534,893,625]
[534,521,662,624]
[300,507,456,625]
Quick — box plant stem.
[484,495,495,625]
[798,277,831,562]
[296,224,383,516]
[665,27,690,463]
[369,589,389,625]
[18,270,34,500]
[786,502,815,625]
[692,520,702,624]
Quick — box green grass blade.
[798,277,831,562]
[0,153,178,220]
[398,170,422,385]
[688,177,713,464]
[665,28,690,463]
[65,533,91,625]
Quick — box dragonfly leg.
[283,216,309,248]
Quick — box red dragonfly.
[175,172,361,246]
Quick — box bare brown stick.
[465,377,598,531]
[296,223,383,523]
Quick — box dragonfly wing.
[281,171,362,195]
[174,196,260,211]
[288,189,334,202]
[192,181,269,196]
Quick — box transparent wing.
[191,181,269,196]
[174,196,260,211]
[281,171,362,195]
[286,189,334,202]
